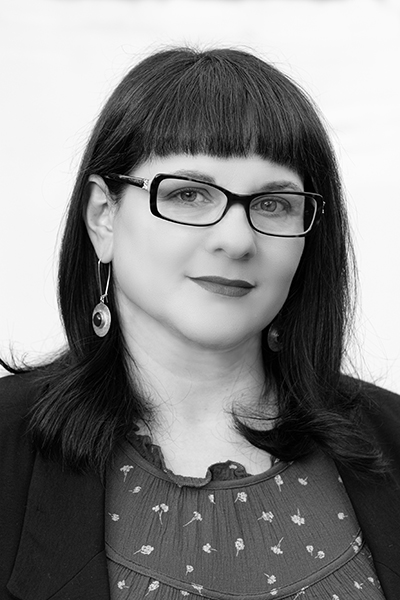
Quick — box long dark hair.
[3,47,385,475]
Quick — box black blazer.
[1,372,400,600]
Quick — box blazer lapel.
[7,452,109,600]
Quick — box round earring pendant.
[267,326,282,352]
[92,302,111,337]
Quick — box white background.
[0,0,399,392]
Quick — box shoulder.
[339,374,400,413]
[0,371,40,426]
[0,372,40,474]
[341,376,400,463]
[341,376,400,417]
[360,380,400,455]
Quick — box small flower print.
[306,545,324,559]
[270,590,278,596]
[183,511,203,527]
[332,596,340,600]
[352,535,362,553]
[235,538,245,556]
[208,493,215,504]
[258,511,274,523]
[264,574,277,585]
[134,544,154,555]
[337,512,347,520]
[229,463,238,469]
[293,589,307,600]
[271,537,284,555]
[203,543,217,553]
[186,565,194,575]
[298,477,308,486]
[108,513,120,521]
[191,583,203,595]
[117,580,129,590]
[234,492,248,503]
[152,503,169,524]
[120,465,134,481]
[181,592,190,597]
[274,474,284,491]
[145,580,160,596]
[368,577,375,585]
[129,486,142,494]
[291,509,305,526]
[354,581,363,590]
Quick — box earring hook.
[98,259,111,302]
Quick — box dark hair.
[3,47,385,475]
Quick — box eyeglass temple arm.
[104,174,150,191]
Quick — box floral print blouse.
[105,434,385,599]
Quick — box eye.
[251,196,290,214]
[261,199,282,212]
[161,184,219,206]
[175,189,205,203]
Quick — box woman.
[1,47,399,600]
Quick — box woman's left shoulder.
[341,375,400,461]
[360,381,400,440]
[340,375,400,412]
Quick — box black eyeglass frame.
[103,173,325,238]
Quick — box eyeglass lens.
[156,178,316,235]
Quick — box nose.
[204,204,257,260]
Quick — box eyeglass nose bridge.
[151,174,260,230]
[213,189,257,230]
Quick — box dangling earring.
[92,260,111,337]
[267,322,282,352]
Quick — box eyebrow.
[171,170,216,183]
[170,169,303,193]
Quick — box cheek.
[258,239,304,310]
[264,238,304,282]
[286,241,304,282]
[111,209,192,299]
[112,228,160,298]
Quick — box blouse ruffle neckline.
[126,431,281,488]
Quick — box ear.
[84,175,116,263]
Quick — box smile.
[189,276,255,298]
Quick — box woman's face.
[108,154,305,350]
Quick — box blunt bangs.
[96,49,332,189]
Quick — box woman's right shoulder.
[0,373,42,525]
[0,371,41,433]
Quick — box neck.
[126,321,266,421]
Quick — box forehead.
[133,154,303,193]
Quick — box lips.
[190,276,255,297]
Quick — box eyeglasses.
[103,173,325,238]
